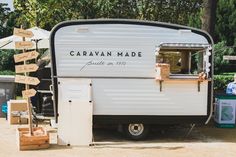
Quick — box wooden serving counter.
[156,77,211,92]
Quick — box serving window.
[157,50,204,75]
[155,43,211,79]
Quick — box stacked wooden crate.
[17,127,49,150]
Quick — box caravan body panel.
[53,23,208,78]
[50,20,213,125]
[92,79,208,116]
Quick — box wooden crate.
[17,127,49,151]
[156,63,170,80]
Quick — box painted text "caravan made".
[69,51,142,57]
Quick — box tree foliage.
[214,73,234,91]
[215,0,236,46]
[0,3,10,36]
[6,0,236,45]
[201,0,217,37]
[214,41,235,74]
[0,49,15,71]
[12,0,203,30]
[0,3,16,38]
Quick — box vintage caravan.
[50,19,213,143]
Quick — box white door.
[57,78,93,146]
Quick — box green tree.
[0,50,15,71]
[14,0,49,28]
[214,41,235,74]
[13,0,205,31]
[0,3,18,74]
[0,3,12,38]
[215,0,236,46]
[95,0,138,18]
[188,10,202,28]
[201,0,217,38]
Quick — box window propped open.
[156,43,211,79]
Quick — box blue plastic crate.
[1,102,7,113]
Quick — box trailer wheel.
[124,123,149,140]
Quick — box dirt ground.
[0,118,236,157]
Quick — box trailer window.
[156,50,204,75]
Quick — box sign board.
[15,41,34,49]
[22,89,37,98]
[13,28,34,38]
[15,75,40,86]
[15,64,39,73]
[223,56,236,60]
[14,51,39,63]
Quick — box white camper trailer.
[50,19,213,143]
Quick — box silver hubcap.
[128,124,144,136]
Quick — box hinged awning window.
[158,43,210,50]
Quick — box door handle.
[68,100,72,103]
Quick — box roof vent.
[178,29,191,34]
[77,27,89,33]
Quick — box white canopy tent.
[0,27,50,49]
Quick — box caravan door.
[57,78,92,146]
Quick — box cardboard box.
[7,100,28,124]
[156,63,170,80]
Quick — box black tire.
[124,123,149,140]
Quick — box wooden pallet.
[17,127,49,151]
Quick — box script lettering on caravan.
[69,50,143,71]
[80,60,105,71]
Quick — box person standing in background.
[226,74,236,95]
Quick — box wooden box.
[17,127,49,151]
[8,100,28,124]
[47,128,58,144]
[156,63,170,80]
